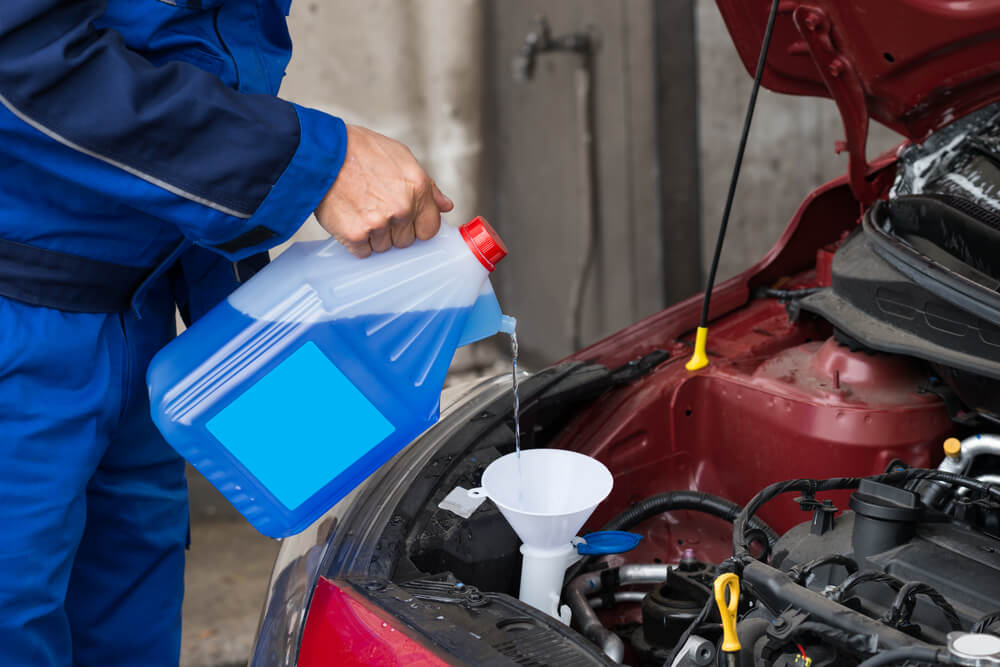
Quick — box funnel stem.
[518,543,578,624]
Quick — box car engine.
[560,458,1000,667]
[557,104,1000,667]
[389,106,1000,667]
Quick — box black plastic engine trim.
[800,230,1000,380]
[346,576,615,666]
[866,197,1000,326]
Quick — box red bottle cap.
[459,216,507,272]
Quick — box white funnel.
[469,449,613,622]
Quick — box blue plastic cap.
[576,531,643,556]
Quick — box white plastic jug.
[148,217,510,537]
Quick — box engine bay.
[349,106,1000,666]
[383,366,1000,666]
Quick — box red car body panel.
[561,168,951,571]
[716,0,1000,203]
[716,0,1000,141]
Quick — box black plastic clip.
[795,492,838,536]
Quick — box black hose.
[885,581,963,632]
[603,490,779,545]
[732,469,1000,557]
[561,490,779,597]
[791,621,874,656]
[855,646,953,666]
[743,528,773,562]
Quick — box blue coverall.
[0,1,346,664]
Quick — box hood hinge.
[790,4,895,206]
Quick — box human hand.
[315,124,454,258]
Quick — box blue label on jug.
[206,340,395,510]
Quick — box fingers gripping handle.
[714,573,741,654]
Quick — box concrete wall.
[481,0,698,364]
[279,0,487,245]
[273,0,905,361]
[275,1,700,365]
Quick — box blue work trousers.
[0,283,186,666]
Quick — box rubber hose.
[602,490,780,545]
[792,621,876,656]
[855,646,952,666]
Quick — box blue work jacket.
[0,0,346,318]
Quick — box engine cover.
[771,480,1000,644]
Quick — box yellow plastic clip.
[685,326,710,371]
[714,572,741,654]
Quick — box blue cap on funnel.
[576,531,643,556]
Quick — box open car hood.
[715,0,1000,204]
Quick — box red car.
[250,1,1000,665]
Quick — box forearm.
[0,0,346,260]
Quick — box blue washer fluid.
[148,218,509,537]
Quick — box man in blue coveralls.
[0,1,454,665]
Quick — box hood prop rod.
[686,0,782,371]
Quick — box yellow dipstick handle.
[685,326,710,371]
[714,572,741,654]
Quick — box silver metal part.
[669,635,716,667]
[939,435,1000,475]
[922,434,1000,506]
[948,632,1000,666]
[565,563,670,663]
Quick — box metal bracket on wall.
[513,16,598,83]
[514,16,602,351]
[791,5,894,207]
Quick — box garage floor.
[181,472,280,667]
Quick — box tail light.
[298,578,453,667]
